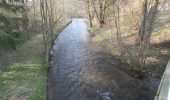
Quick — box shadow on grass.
[145,41,170,76]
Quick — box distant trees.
[93,0,112,27]
[85,0,112,27]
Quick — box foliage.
[0,0,28,50]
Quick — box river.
[47,19,156,100]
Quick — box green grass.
[0,34,46,100]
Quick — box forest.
[0,0,169,100]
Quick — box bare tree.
[110,0,161,70]
[91,0,112,27]
[86,0,93,28]
[39,0,66,68]
[112,0,124,59]
[137,0,160,69]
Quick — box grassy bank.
[0,20,71,99]
[0,34,46,100]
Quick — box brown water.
[47,19,156,100]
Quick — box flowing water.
[48,19,156,100]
